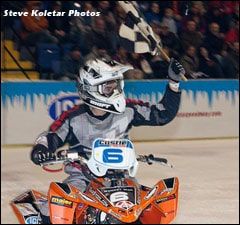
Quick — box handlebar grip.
[151,156,168,164]
[137,154,170,166]
[40,150,87,167]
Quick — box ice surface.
[1,139,239,224]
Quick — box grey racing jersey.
[35,85,181,155]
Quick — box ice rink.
[1,139,239,224]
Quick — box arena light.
[74,2,81,8]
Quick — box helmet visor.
[98,80,123,97]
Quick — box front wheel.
[83,207,123,224]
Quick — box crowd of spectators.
[2,1,239,80]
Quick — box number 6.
[102,149,123,163]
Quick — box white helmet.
[77,58,133,114]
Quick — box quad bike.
[10,138,179,224]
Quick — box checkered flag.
[119,11,161,54]
[118,2,162,54]
[118,1,187,81]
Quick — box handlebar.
[40,150,88,172]
[40,150,173,172]
[137,154,173,168]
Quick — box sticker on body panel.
[100,187,136,205]
[115,200,135,210]
[94,139,133,149]
[88,187,110,207]
[24,214,41,224]
[102,148,123,163]
[50,196,73,208]
[144,186,158,200]
[155,194,176,204]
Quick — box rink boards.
[1,79,239,144]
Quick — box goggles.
[81,79,123,97]
[98,80,123,97]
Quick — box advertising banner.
[1,80,239,144]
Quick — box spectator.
[68,19,89,55]
[138,2,151,15]
[180,45,202,79]
[86,17,117,55]
[175,1,193,17]
[20,1,58,46]
[220,1,237,27]
[59,46,83,81]
[190,2,207,32]
[227,42,239,78]
[96,1,117,31]
[149,47,171,79]
[4,1,238,80]
[206,6,230,33]
[161,8,178,35]
[208,0,236,14]
[169,1,184,35]
[203,22,226,58]
[127,53,153,77]
[225,20,239,49]
[127,53,142,70]
[145,2,162,24]
[124,69,144,80]
[186,1,206,18]
[159,22,182,57]
[150,20,161,39]
[203,21,237,79]
[113,46,129,65]
[182,1,207,33]
[208,1,238,32]
[198,46,224,78]
[220,48,239,79]
[180,20,203,50]
[81,1,95,27]
[113,4,126,28]
[190,14,205,33]
[1,1,25,33]
[47,1,70,44]
[68,2,95,55]
[232,2,239,22]
[158,1,184,20]
[65,1,92,34]
[170,1,183,21]
[84,38,112,63]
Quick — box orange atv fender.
[48,182,79,224]
[139,177,179,224]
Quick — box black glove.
[31,144,56,165]
[168,58,185,82]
